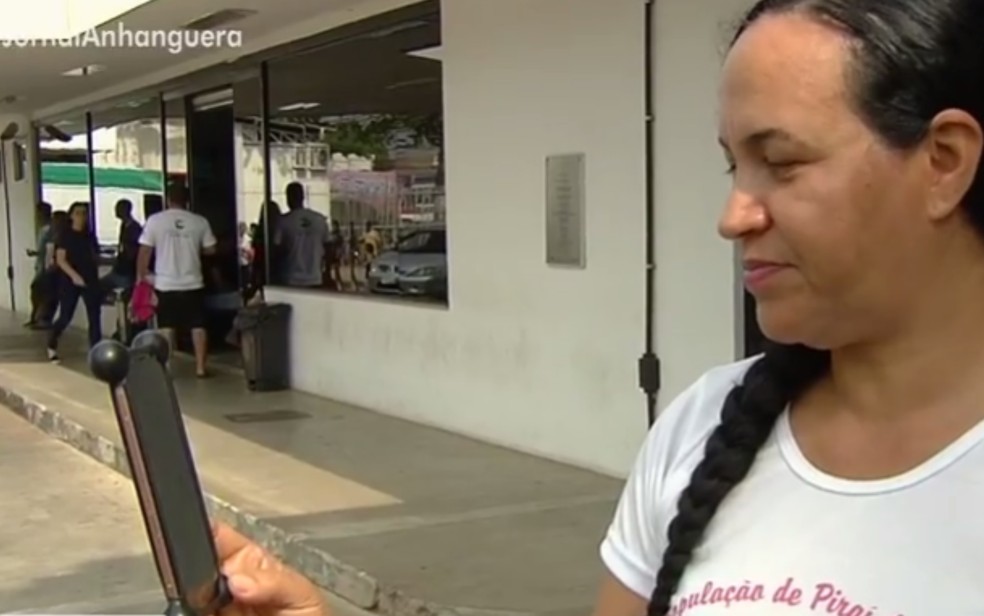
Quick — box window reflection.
[89,97,164,289]
[231,78,269,295]
[37,115,91,216]
[263,3,446,304]
[164,98,189,200]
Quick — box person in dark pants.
[137,182,217,377]
[99,198,142,294]
[25,201,54,328]
[46,202,102,362]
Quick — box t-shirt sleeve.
[126,222,143,247]
[600,425,666,599]
[53,229,67,250]
[201,219,217,248]
[139,216,157,247]
[598,360,752,600]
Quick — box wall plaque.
[545,153,586,268]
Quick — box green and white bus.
[40,162,164,246]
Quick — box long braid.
[647,343,830,615]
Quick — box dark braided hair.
[647,1,984,614]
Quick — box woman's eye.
[724,162,736,175]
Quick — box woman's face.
[70,206,88,229]
[717,14,960,349]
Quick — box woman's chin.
[756,304,811,346]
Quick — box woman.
[594,1,984,615]
[210,1,984,615]
[46,202,102,361]
[27,209,66,329]
[246,200,284,300]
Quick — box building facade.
[0,0,755,477]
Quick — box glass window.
[36,114,91,216]
[88,96,164,279]
[35,115,91,277]
[263,1,446,305]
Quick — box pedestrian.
[46,202,101,361]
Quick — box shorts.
[155,288,206,330]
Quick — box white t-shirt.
[277,208,328,287]
[139,208,217,291]
[601,357,984,615]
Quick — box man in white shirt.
[278,182,329,288]
[136,183,217,377]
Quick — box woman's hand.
[70,274,85,287]
[214,522,327,616]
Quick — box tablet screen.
[120,351,219,611]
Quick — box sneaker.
[46,347,60,363]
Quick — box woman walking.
[46,202,102,362]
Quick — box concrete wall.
[267,0,648,476]
[0,115,40,316]
[650,0,755,419]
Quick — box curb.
[0,383,462,616]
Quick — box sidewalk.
[0,313,621,616]
[0,409,374,616]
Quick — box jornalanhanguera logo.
[0,22,243,54]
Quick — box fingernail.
[227,574,257,596]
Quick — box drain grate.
[224,409,311,423]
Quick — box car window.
[397,232,428,252]
[398,230,446,254]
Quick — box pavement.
[0,312,619,616]
[0,409,373,616]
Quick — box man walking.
[137,183,216,377]
[100,198,143,293]
[278,182,329,288]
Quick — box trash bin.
[234,302,291,391]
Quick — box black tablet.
[91,337,230,616]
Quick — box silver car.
[368,227,447,300]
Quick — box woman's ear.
[925,109,983,220]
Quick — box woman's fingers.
[224,557,321,612]
[213,521,254,561]
[212,520,326,615]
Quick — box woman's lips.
[743,260,789,291]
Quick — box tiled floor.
[0,313,621,615]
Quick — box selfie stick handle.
[90,335,230,616]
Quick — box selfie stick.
[88,332,229,616]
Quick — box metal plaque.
[545,153,586,268]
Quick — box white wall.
[0,116,40,316]
[269,0,648,476]
[651,0,755,412]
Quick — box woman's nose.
[718,188,771,240]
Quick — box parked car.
[367,227,447,300]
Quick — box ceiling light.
[63,64,106,77]
[386,77,439,90]
[406,45,443,62]
[183,9,257,31]
[278,102,320,111]
[367,21,429,39]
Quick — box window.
[260,1,447,305]
[89,96,164,254]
